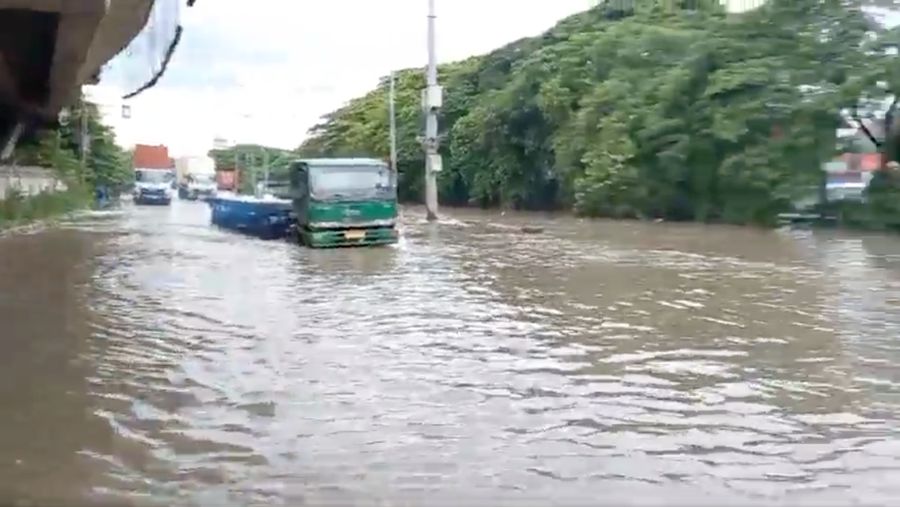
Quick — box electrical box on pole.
[422,85,443,111]
[427,153,443,173]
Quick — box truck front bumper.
[302,226,398,248]
[135,193,171,205]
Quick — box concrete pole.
[0,122,23,161]
[80,103,89,185]
[423,0,440,221]
[263,148,270,192]
[389,72,398,173]
[249,152,256,196]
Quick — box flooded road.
[2,201,900,506]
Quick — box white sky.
[86,0,597,157]
[87,0,900,158]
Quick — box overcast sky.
[88,0,900,158]
[87,0,596,157]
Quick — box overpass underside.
[0,0,155,152]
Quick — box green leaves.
[297,1,892,225]
[10,95,131,192]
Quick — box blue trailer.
[207,193,294,240]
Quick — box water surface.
[1,202,899,505]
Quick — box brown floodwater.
[1,201,899,506]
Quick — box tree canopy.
[11,97,132,192]
[298,0,900,225]
[209,144,297,193]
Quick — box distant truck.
[132,144,176,205]
[133,168,175,205]
[176,156,217,200]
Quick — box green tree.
[209,144,297,194]
[10,96,131,193]
[298,0,894,225]
[2,95,129,223]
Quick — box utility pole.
[79,101,89,184]
[249,152,256,195]
[422,0,442,221]
[0,122,24,162]
[262,148,270,192]
[236,150,243,194]
[389,71,398,173]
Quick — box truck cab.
[289,158,398,247]
[180,172,218,200]
[175,156,218,200]
[133,168,175,205]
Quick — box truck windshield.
[136,170,173,184]
[191,174,215,184]
[309,166,393,199]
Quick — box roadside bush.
[0,187,90,228]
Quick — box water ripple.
[3,203,900,505]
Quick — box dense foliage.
[2,97,131,225]
[299,0,900,226]
[11,98,133,190]
[209,144,296,194]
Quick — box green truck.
[288,158,399,247]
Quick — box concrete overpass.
[0,0,183,156]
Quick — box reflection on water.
[0,229,114,503]
[1,202,900,505]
